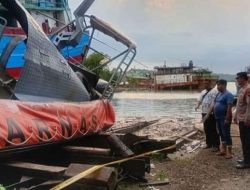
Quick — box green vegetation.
[84,52,114,81]
[156,170,168,181]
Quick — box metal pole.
[36,11,66,25]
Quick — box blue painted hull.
[0,32,89,78]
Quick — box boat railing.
[80,15,137,100]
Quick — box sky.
[68,0,250,74]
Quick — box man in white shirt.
[195,80,220,151]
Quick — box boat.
[0,0,89,79]
[0,0,136,155]
[153,60,218,90]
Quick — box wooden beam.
[2,162,66,179]
[107,134,134,157]
[109,120,159,134]
[63,146,111,156]
[139,180,170,187]
[64,164,117,190]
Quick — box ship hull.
[0,27,89,79]
[0,99,115,156]
[155,78,218,91]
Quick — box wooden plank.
[139,180,170,187]
[5,177,48,190]
[2,162,66,179]
[68,153,117,165]
[63,146,111,156]
[107,134,134,157]
[109,120,159,134]
[120,157,150,179]
[176,130,198,149]
[64,164,117,190]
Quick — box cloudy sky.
[68,0,250,74]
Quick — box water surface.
[112,82,236,120]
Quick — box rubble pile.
[114,116,204,154]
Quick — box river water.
[112,82,236,120]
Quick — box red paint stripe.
[6,68,22,79]
[3,27,26,36]
[67,55,83,64]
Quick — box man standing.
[213,79,234,159]
[195,80,220,151]
[235,72,250,169]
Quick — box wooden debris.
[139,179,170,187]
[64,146,111,156]
[107,134,134,157]
[110,120,159,134]
[1,162,66,179]
[175,130,198,149]
[174,135,194,142]
[64,163,118,190]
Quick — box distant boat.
[153,60,218,90]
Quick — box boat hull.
[0,99,115,152]
[0,28,89,79]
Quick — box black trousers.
[202,113,220,147]
[239,122,250,163]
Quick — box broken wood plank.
[68,153,117,165]
[120,157,150,179]
[174,135,194,142]
[139,179,170,187]
[132,138,176,154]
[115,133,176,154]
[109,120,159,134]
[5,177,49,190]
[64,164,117,190]
[63,146,111,156]
[194,124,204,133]
[107,134,134,157]
[175,130,198,149]
[2,162,66,179]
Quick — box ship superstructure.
[0,0,71,34]
[154,61,218,90]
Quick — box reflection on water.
[112,82,236,119]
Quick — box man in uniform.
[235,72,250,169]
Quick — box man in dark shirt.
[214,79,234,159]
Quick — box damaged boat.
[0,0,90,79]
[0,0,136,156]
